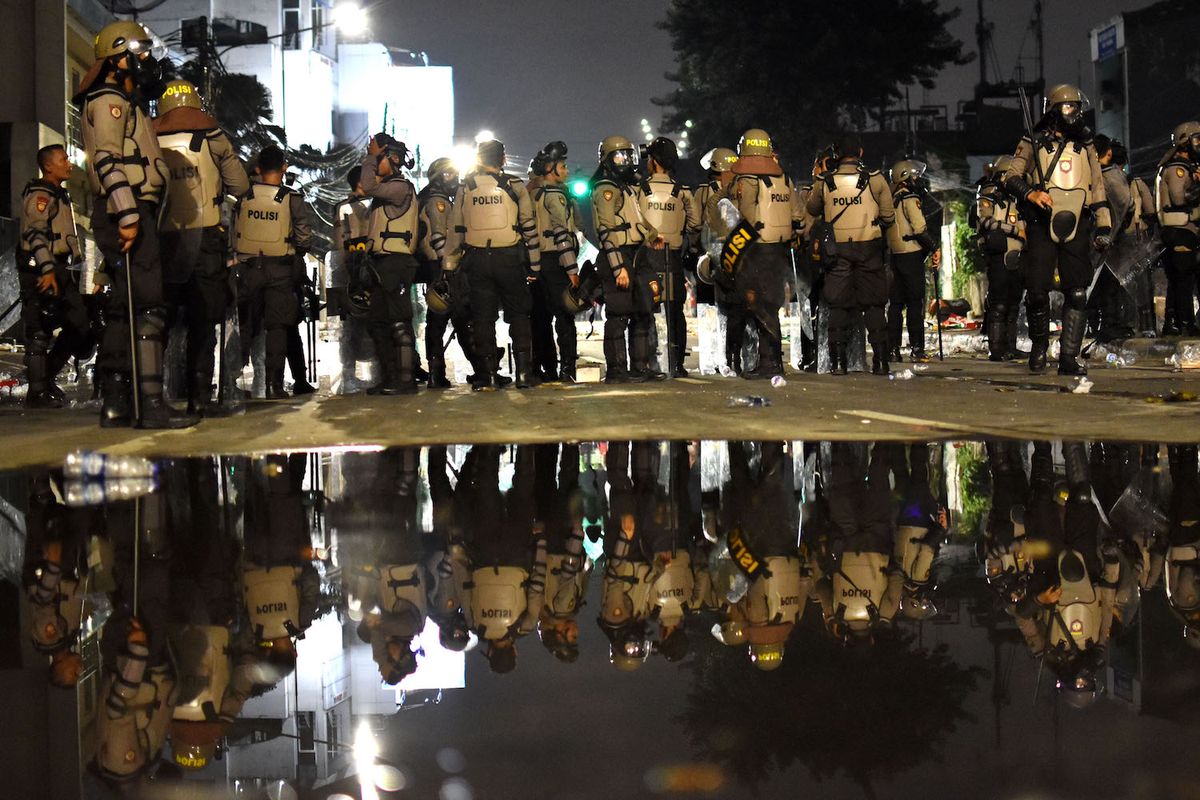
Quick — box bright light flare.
[451,144,477,174]
[333,3,369,36]
[354,722,380,800]
[474,129,495,144]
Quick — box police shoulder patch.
[1178,167,1187,178]
[35,196,48,213]
[436,200,446,213]
[603,189,614,201]
[109,104,123,119]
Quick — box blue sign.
[1098,25,1119,60]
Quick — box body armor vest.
[1126,178,1143,235]
[823,170,880,243]
[337,196,372,253]
[745,556,805,624]
[171,625,231,723]
[640,177,687,248]
[544,552,587,617]
[242,566,302,640]
[368,179,418,254]
[894,525,935,586]
[418,190,451,261]
[463,173,520,247]
[600,560,652,624]
[740,174,794,244]
[158,130,222,230]
[1166,544,1200,611]
[651,554,693,626]
[1051,549,1100,648]
[594,179,646,246]
[533,185,577,250]
[470,566,527,639]
[83,88,165,202]
[993,193,1026,265]
[378,564,427,617]
[1040,140,1091,243]
[21,182,81,261]
[887,192,924,254]
[235,183,294,258]
[30,575,85,653]
[833,551,889,621]
[95,668,174,782]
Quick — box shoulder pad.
[22,180,54,198]
[541,184,566,197]
[868,169,882,177]
[87,86,128,103]
[593,177,617,189]
[507,175,524,187]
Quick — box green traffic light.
[570,179,589,197]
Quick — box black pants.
[601,245,657,376]
[1165,247,1198,329]
[888,250,927,353]
[735,242,789,369]
[426,268,476,369]
[823,240,888,349]
[1024,218,1094,339]
[463,246,531,372]
[534,259,578,373]
[163,226,230,395]
[19,263,91,375]
[92,200,167,375]
[239,256,299,374]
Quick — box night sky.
[371,0,1159,168]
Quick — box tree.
[175,61,276,148]
[654,0,973,167]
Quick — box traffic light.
[570,179,589,198]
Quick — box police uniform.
[18,177,91,406]
[640,172,700,376]
[1127,175,1158,333]
[531,181,582,381]
[592,175,661,381]
[233,180,314,397]
[360,151,421,394]
[1156,154,1200,334]
[444,164,542,389]
[419,181,477,387]
[332,190,373,389]
[723,169,802,378]
[806,160,896,374]
[79,80,178,424]
[1089,161,1135,341]
[1002,125,1111,374]
[154,102,250,412]
[975,167,1026,361]
[95,636,175,784]
[794,179,823,371]
[886,177,937,360]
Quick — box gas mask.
[608,148,638,183]
[123,41,166,105]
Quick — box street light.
[332,3,369,37]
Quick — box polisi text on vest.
[248,209,280,221]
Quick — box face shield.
[609,148,638,177]
[125,38,166,99]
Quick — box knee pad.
[1026,293,1050,313]
[1065,288,1088,311]
[392,322,415,347]
[990,304,1009,319]
[135,308,168,340]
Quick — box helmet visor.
[610,148,638,168]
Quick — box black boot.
[872,347,890,376]
[830,343,848,375]
[135,324,200,428]
[559,337,578,384]
[100,371,132,427]
[24,350,62,409]
[1027,304,1049,374]
[515,350,535,389]
[472,349,498,392]
[1058,303,1089,376]
[1005,307,1028,359]
[631,322,665,382]
[188,373,216,416]
[1140,308,1158,337]
[604,322,631,384]
[380,322,419,395]
[266,368,289,399]
[46,339,72,405]
[987,306,1007,362]
[889,345,902,363]
[427,356,452,389]
[669,345,688,378]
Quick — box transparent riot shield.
[215,261,248,414]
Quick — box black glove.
[1094,228,1113,251]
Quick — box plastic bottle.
[771,375,787,387]
[889,369,915,381]
[727,395,772,408]
[64,478,157,507]
[64,451,156,480]
[912,363,930,373]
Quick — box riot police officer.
[591,135,662,383]
[153,79,250,414]
[1156,121,1200,337]
[332,165,373,391]
[419,157,480,388]
[639,137,700,377]
[1002,84,1112,375]
[806,133,896,375]
[233,146,314,398]
[361,133,420,395]
[530,142,583,382]
[693,147,739,373]
[76,20,197,428]
[975,156,1028,361]
[18,144,92,408]
[722,129,802,379]
[1126,153,1158,335]
[886,160,939,363]
[444,140,542,390]
[1089,135,1135,342]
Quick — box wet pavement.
[3,354,1200,469]
[3,439,1200,799]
